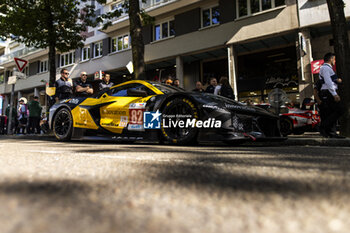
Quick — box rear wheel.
[160,98,199,145]
[53,108,73,141]
[279,117,293,137]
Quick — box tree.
[0,0,96,86]
[326,0,350,137]
[97,0,153,80]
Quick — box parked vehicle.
[256,98,320,137]
[49,80,284,144]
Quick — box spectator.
[214,76,234,99]
[75,71,94,97]
[5,104,17,134]
[99,73,114,91]
[165,78,173,85]
[317,52,345,138]
[192,81,204,92]
[17,97,28,134]
[55,68,73,101]
[205,77,217,94]
[27,96,42,134]
[173,78,180,88]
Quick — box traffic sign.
[14,57,28,72]
[8,76,17,85]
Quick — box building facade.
[0,0,349,115]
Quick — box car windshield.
[148,81,183,94]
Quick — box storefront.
[236,46,299,104]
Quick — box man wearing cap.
[99,73,114,91]
[54,68,73,102]
[75,71,94,97]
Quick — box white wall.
[298,0,350,27]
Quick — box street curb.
[243,138,350,147]
[1,135,350,147]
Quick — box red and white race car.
[279,106,320,136]
[255,98,321,136]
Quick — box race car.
[255,99,321,137]
[49,80,283,144]
[279,106,320,136]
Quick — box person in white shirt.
[318,53,345,138]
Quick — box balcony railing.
[103,0,176,23]
[0,47,41,65]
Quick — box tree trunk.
[128,0,146,80]
[326,0,350,137]
[48,44,56,87]
[45,0,57,87]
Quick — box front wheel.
[279,117,293,137]
[160,98,199,145]
[53,108,73,141]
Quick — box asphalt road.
[1,138,350,233]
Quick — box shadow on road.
[0,179,91,197]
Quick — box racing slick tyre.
[53,108,73,141]
[279,117,293,137]
[160,98,199,145]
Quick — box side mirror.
[127,89,148,97]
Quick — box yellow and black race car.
[49,80,283,144]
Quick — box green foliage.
[95,0,154,30]
[0,0,96,52]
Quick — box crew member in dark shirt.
[205,77,217,94]
[54,68,73,101]
[192,81,204,92]
[99,73,114,91]
[74,71,93,97]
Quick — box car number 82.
[129,109,144,125]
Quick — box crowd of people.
[54,68,114,102]
[54,69,236,102]
[4,96,44,135]
[164,75,235,99]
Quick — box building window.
[60,51,75,67]
[236,0,285,18]
[81,46,90,61]
[275,0,285,7]
[39,60,48,73]
[23,66,29,76]
[153,20,175,41]
[201,6,220,28]
[111,34,130,53]
[94,41,103,58]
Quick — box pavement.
[1,131,350,147]
[1,137,350,233]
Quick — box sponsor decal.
[129,103,146,109]
[68,99,80,104]
[225,104,256,112]
[128,124,144,131]
[119,116,128,127]
[103,110,127,115]
[129,102,146,125]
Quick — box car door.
[99,83,155,134]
